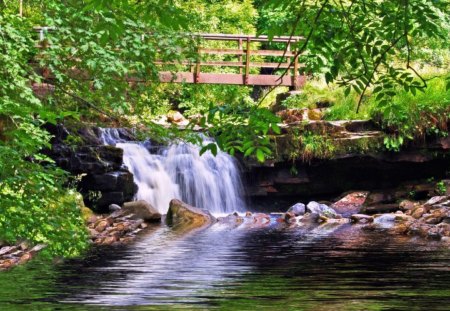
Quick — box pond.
[1,220,449,310]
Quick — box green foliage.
[0,13,88,256]
[200,105,281,162]
[282,73,449,151]
[287,130,335,163]
[435,180,447,195]
[370,74,450,150]
[257,0,450,110]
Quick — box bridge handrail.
[32,27,305,88]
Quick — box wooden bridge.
[157,34,306,89]
[35,28,306,89]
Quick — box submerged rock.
[166,199,216,229]
[123,200,161,222]
[217,214,244,227]
[350,214,374,223]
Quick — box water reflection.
[0,222,449,310]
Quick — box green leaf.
[244,146,255,157]
[255,148,265,162]
[344,86,351,97]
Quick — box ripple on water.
[0,223,449,310]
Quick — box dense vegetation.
[0,0,449,257]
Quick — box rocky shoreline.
[1,185,449,271]
[0,176,450,270]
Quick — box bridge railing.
[156,33,305,89]
[33,28,306,89]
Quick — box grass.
[281,68,450,150]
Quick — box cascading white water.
[100,129,245,215]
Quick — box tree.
[256,0,450,111]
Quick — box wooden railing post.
[195,45,201,83]
[244,37,251,85]
[238,38,243,74]
[286,42,292,76]
[293,51,299,90]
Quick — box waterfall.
[99,129,245,215]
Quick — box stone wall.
[243,122,450,203]
[44,124,137,212]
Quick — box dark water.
[1,220,449,311]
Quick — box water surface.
[1,221,449,310]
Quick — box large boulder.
[123,200,161,222]
[332,191,368,216]
[166,199,215,229]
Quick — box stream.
[0,221,449,310]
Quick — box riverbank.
[2,179,449,271]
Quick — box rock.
[424,196,448,207]
[276,108,306,123]
[287,203,306,216]
[393,222,412,234]
[427,227,442,240]
[332,191,368,216]
[80,171,135,193]
[123,200,162,222]
[109,204,122,212]
[253,213,271,226]
[88,228,98,238]
[17,252,33,265]
[19,242,29,251]
[399,200,416,211]
[307,109,324,121]
[30,244,47,254]
[394,214,414,223]
[412,207,426,219]
[166,199,215,229]
[94,220,109,232]
[306,201,340,219]
[119,237,134,244]
[284,212,297,223]
[423,209,444,224]
[0,246,17,256]
[0,259,17,270]
[408,223,432,238]
[350,214,374,223]
[87,215,98,224]
[217,214,244,227]
[437,223,450,237]
[373,214,397,229]
[101,236,119,245]
[167,110,187,124]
